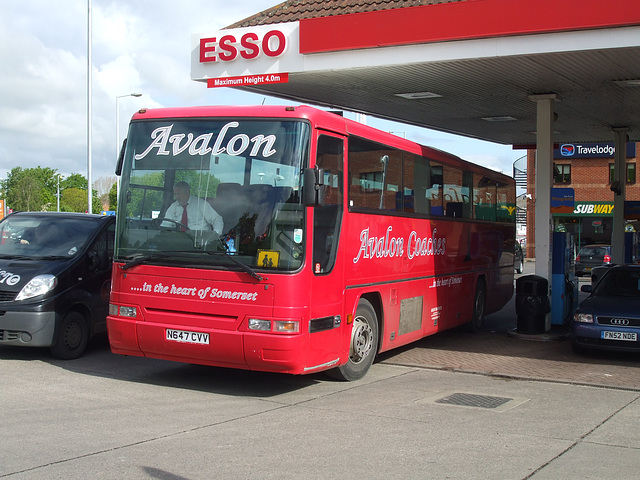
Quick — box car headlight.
[573,312,594,323]
[15,274,57,301]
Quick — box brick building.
[524,142,640,259]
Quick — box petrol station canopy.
[191,0,640,147]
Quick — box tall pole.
[87,0,92,213]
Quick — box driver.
[163,181,223,235]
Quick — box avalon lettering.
[134,122,277,160]
[353,226,446,264]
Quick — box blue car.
[571,264,640,354]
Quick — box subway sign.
[555,142,635,159]
[571,202,614,216]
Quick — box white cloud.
[0,0,517,191]
[0,0,279,184]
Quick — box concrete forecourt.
[1,328,638,479]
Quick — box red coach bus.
[107,105,515,380]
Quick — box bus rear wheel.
[328,299,378,381]
[469,280,486,333]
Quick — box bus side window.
[475,175,497,221]
[313,135,344,274]
[409,154,430,215]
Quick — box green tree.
[56,172,101,213]
[61,173,88,190]
[4,166,57,211]
[108,182,118,211]
[2,167,101,214]
[60,188,89,212]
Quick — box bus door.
[307,133,346,369]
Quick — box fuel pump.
[551,232,578,326]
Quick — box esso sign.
[199,30,287,63]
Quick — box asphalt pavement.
[1,261,639,479]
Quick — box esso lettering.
[200,30,287,63]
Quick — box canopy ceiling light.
[395,91,442,100]
[614,79,640,87]
[481,116,518,122]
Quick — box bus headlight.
[248,318,300,333]
[109,304,137,318]
[274,320,299,333]
[16,275,57,301]
[248,319,271,331]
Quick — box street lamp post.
[57,174,61,212]
[87,0,93,214]
[116,93,142,202]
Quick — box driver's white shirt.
[163,195,223,234]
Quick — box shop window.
[553,164,571,184]
[609,163,636,184]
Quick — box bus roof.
[130,105,514,183]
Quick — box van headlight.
[15,275,57,301]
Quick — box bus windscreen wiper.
[120,251,264,281]
[204,251,264,282]
[120,252,195,270]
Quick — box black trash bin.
[515,275,551,334]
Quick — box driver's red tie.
[181,204,188,231]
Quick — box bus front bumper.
[107,315,311,374]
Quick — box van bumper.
[0,311,57,347]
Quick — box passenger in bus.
[164,181,224,235]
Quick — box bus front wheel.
[328,299,378,381]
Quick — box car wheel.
[50,311,90,360]
[469,279,486,333]
[515,259,523,274]
[327,299,378,381]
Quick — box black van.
[0,212,115,359]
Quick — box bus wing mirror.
[115,138,127,176]
[303,167,325,206]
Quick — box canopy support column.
[611,127,629,264]
[529,94,557,283]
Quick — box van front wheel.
[50,311,89,360]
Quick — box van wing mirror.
[303,166,325,206]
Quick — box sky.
[0,0,521,195]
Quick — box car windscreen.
[594,269,640,297]
[0,217,98,258]
[579,246,608,257]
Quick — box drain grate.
[435,392,512,409]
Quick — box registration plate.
[602,331,637,341]
[166,329,210,345]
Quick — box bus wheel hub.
[350,316,373,364]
